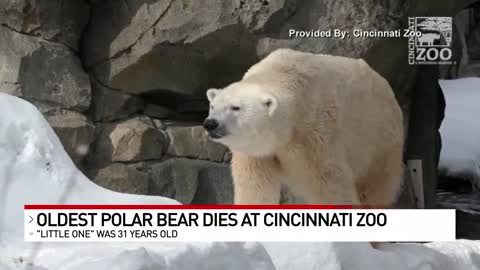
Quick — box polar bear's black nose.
[203,119,219,131]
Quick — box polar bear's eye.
[210,105,213,110]
[231,106,241,111]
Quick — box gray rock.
[83,0,293,96]
[256,0,407,58]
[149,158,198,204]
[0,27,91,111]
[166,126,228,162]
[0,81,21,96]
[28,100,59,115]
[143,103,170,119]
[83,0,174,66]
[91,41,212,97]
[45,109,95,164]
[162,120,200,127]
[223,151,232,163]
[175,100,209,114]
[152,119,166,130]
[94,116,166,163]
[0,0,90,50]
[448,6,480,78]
[150,158,233,205]
[83,0,462,99]
[93,163,149,194]
[90,77,144,121]
[194,162,234,204]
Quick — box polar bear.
[203,49,404,206]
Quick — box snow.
[0,93,275,270]
[438,77,480,186]
[264,242,480,270]
[0,93,480,270]
[0,94,179,243]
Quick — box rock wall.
[1,0,478,206]
[440,2,480,78]
[0,0,93,165]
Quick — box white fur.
[206,49,404,206]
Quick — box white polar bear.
[203,49,404,206]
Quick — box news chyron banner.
[24,205,455,242]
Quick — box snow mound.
[264,241,480,270]
[439,77,480,187]
[1,242,274,270]
[0,93,275,269]
[0,93,179,243]
[0,93,479,270]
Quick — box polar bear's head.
[203,82,285,157]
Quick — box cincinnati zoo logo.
[407,17,453,65]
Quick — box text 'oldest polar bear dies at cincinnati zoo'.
[203,49,404,207]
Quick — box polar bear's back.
[244,49,404,177]
[244,49,401,131]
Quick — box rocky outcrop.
[82,0,410,100]
[82,0,284,97]
[94,116,167,163]
[0,27,90,111]
[45,109,95,165]
[86,119,231,203]
[150,158,233,204]
[1,0,479,206]
[166,126,228,162]
[0,0,89,51]
[89,77,144,122]
[94,162,150,195]
[88,124,232,203]
[441,3,480,78]
[0,1,92,165]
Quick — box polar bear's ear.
[206,88,221,102]
[262,95,277,116]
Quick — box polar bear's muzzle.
[203,118,228,139]
[203,118,219,131]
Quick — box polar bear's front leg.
[231,153,282,204]
[288,161,361,205]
